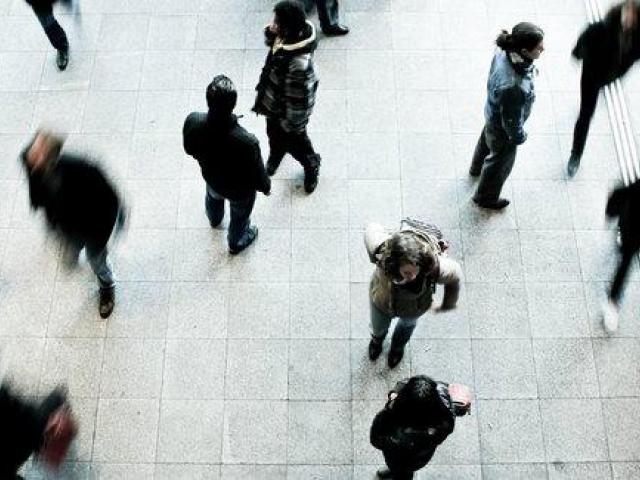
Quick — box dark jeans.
[370,300,419,350]
[610,246,638,303]
[32,4,69,52]
[471,124,518,203]
[571,66,602,157]
[266,118,320,171]
[205,186,256,250]
[62,239,115,290]
[316,0,340,29]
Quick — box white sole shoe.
[602,299,619,334]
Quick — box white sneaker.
[602,300,619,334]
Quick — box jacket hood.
[273,21,317,54]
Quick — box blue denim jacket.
[483,50,536,145]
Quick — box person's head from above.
[496,22,545,61]
[621,0,640,31]
[26,130,64,173]
[206,74,238,117]
[391,376,446,424]
[381,233,437,286]
[270,0,307,42]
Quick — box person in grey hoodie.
[469,23,545,210]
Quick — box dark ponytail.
[496,22,544,52]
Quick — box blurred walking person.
[24,0,76,70]
[184,75,271,255]
[253,0,321,194]
[304,0,349,35]
[567,0,640,177]
[20,130,124,319]
[469,23,545,209]
[602,179,640,332]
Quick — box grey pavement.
[0,0,639,478]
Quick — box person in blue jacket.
[469,22,545,210]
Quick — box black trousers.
[266,118,320,170]
[610,245,639,303]
[571,65,603,157]
[32,3,69,52]
[316,0,340,29]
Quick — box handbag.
[38,405,78,469]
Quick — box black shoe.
[567,152,581,178]
[266,156,282,177]
[99,287,115,319]
[376,467,392,479]
[229,226,258,255]
[304,165,319,194]
[469,166,481,177]
[56,49,69,71]
[473,197,510,210]
[388,347,404,369]
[368,336,383,361]
[322,24,350,36]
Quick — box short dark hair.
[392,375,444,426]
[206,75,237,115]
[274,0,307,42]
[380,232,437,283]
[496,22,544,52]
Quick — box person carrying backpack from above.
[364,221,462,368]
[370,375,472,479]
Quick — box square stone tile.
[520,230,582,282]
[593,338,640,397]
[584,281,640,337]
[421,465,482,479]
[166,282,227,339]
[0,281,53,337]
[604,399,640,461]
[352,400,384,465]
[155,464,220,480]
[225,339,288,400]
[513,180,573,230]
[221,465,286,479]
[287,466,352,480]
[351,338,410,399]
[576,229,628,282]
[222,400,288,464]
[482,463,548,479]
[289,339,351,400]
[128,132,184,180]
[288,401,352,464]
[314,50,347,90]
[548,462,613,480]
[334,12,392,51]
[347,50,394,91]
[147,15,198,50]
[0,92,36,134]
[157,400,224,463]
[66,396,98,462]
[400,132,457,180]
[568,180,615,230]
[163,339,226,399]
[172,228,231,281]
[84,463,154,479]
[141,50,194,91]
[91,52,144,91]
[251,180,292,230]
[100,338,164,398]
[456,177,518,230]
[127,180,180,229]
[348,132,400,180]
[196,13,247,49]
[392,12,443,49]
[291,178,348,229]
[472,339,537,399]
[461,229,523,282]
[98,14,150,51]
[467,282,530,338]
[430,412,481,466]
[540,398,608,462]
[93,398,159,462]
[402,179,460,230]
[134,90,191,133]
[291,228,348,282]
[309,89,347,133]
[349,180,402,230]
[0,52,45,92]
[0,336,45,392]
[612,463,640,479]
[533,338,599,398]
[397,90,450,133]
[104,282,170,338]
[39,337,104,397]
[448,90,486,135]
[82,91,138,133]
[512,134,565,180]
[227,282,289,338]
[227,228,291,282]
[396,51,448,91]
[411,339,474,387]
[558,134,619,181]
[290,282,350,339]
[2,228,60,283]
[527,282,590,337]
[478,399,545,463]
[347,89,397,133]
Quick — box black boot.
[56,49,69,71]
[567,152,581,178]
[266,156,282,177]
[368,335,384,361]
[387,346,405,369]
[303,154,321,194]
[376,467,392,479]
[99,287,115,319]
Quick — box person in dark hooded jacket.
[601,179,640,332]
[20,130,122,318]
[184,75,271,255]
[370,375,455,480]
[568,0,640,177]
[0,383,68,479]
[253,0,321,194]
[24,0,73,70]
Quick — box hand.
[264,189,271,196]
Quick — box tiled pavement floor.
[1,0,640,478]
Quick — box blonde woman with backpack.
[364,221,462,368]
